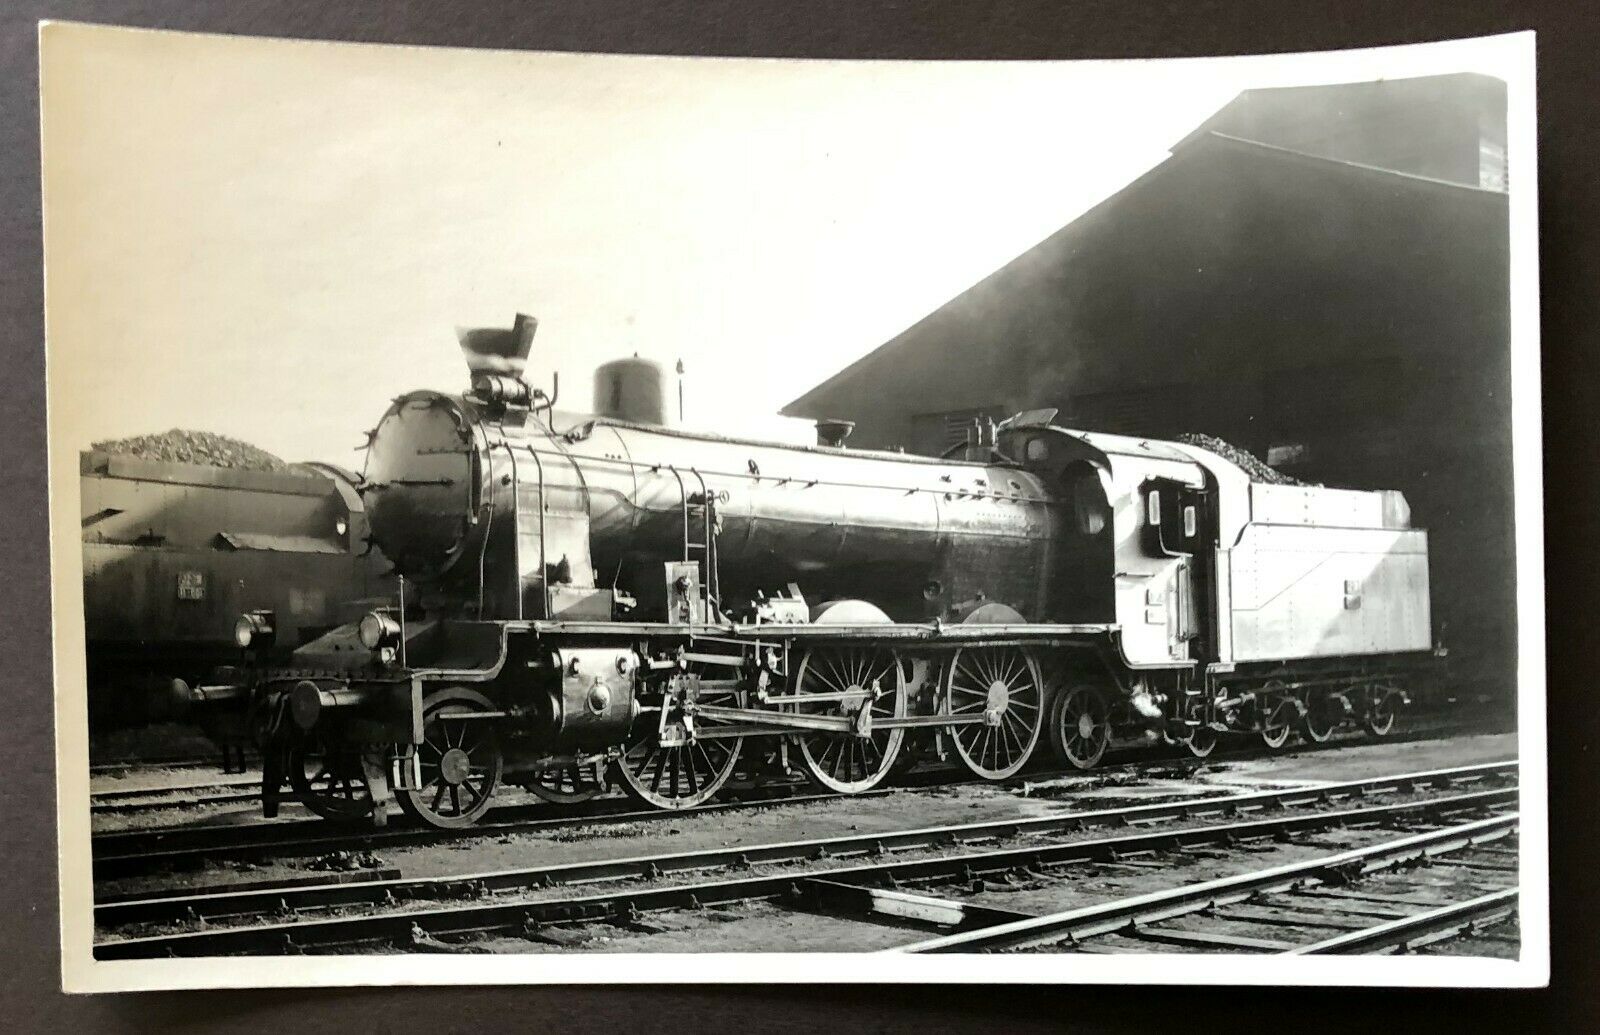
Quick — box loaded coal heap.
[92,429,289,473]
[1175,432,1313,487]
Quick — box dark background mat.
[2,2,1594,1031]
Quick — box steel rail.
[886,812,1518,953]
[95,787,1514,959]
[91,755,259,774]
[96,762,1514,924]
[90,776,261,802]
[91,790,261,815]
[90,767,1510,947]
[92,728,1510,877]
[92,784,885,880]
[1285,888,1519,955]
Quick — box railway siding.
[94,762,1517,958]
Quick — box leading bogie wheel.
[527,762,607,804]
[791,644,908,793]
[946,645,1044,779]
[286,734,376,822]
[1047,682,1111,770]
[613,662,744,809]
[396,687,504,829]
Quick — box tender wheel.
[527,762,607,804]
[946,646,1044,779]
[1258,689,1297,751]
[396,687,503,829]
[613,663,743,809]
[1182,724,1217,759]
[286,735,375,822]
[1168,691,1217,760]
[791,645,907,793]
[1301,689,1340,744]
[1047,682,1110,770]
[1363,684,1400,737]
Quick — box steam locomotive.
[182,315,1437,828]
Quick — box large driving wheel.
[613,663,743,809]
[791,645,907,793]
[286,735,376,822]
[396,687,503,829]
[945,646,1044,779]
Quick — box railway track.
[887,817,1518,953]
[93,760,1517,958]
[92,782,883,879]
[90,753,259,776]
[89,777,262,815]
[91,718,1510,877]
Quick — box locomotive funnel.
[457,313,538,377]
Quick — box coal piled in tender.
[92,429,289,472]
[1174,432,1312,486]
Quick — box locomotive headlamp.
[358,610,404,651]
[234,610,276,650]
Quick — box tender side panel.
[1247,483,1413,532]
[1228,523,1431,662]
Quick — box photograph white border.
[43,24,1545,992]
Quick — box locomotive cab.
[998,414,1209,666]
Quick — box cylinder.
[290,680,380,730]
[593,356,667,425]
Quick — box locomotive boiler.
[187,315,1438,828]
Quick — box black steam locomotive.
[185,315,1437,828]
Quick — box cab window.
[1066,464,1108,535]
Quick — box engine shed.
[782,73,1512,699]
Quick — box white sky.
[42,26,1520,463]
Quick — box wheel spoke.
[790,646,904,793]
[946,648,1041,779]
